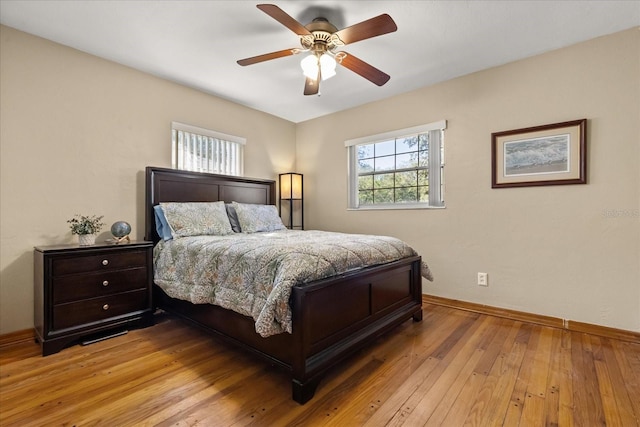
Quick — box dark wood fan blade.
[303,72,320,95]
[257,4,312,36]
[237,48,297,66]
[333,14,397,45]
[339,52,390,86]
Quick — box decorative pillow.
[160,201,233,238]
[232,202,286,233]
[225,204,242,233]
[153,205,173,241]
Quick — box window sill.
[347,204,445,211]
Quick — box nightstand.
[34,240,155,356]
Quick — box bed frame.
[145,166,423,404]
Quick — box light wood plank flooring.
[1,304,639,426]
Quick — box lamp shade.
[319,53,336,79]
[280,173,303,199]
[279,172,303,230]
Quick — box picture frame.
[491,119,587,188]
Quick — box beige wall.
[297,28,640,332]
[0,26,297,334]
[2,25,638,335]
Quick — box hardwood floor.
[1,304,639,426]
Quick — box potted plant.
[67,214,105,246]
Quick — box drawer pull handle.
[102,304,109,311]
[102,280,109,287]
[102,259,109,266]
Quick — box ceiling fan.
[237,4,397,96]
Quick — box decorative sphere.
[111,221,131,238]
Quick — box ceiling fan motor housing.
[301,17,343,54]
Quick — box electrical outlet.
[477,272,488,286]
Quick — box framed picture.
[491,119,587,188]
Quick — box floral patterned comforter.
[153,230,433,337]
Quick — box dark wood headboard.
[145,166,276,243]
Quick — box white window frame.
[171,121,245,176]
[346,120,447,210]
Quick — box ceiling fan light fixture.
[300,53,336,81]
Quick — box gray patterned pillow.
[232,202,286,233]
[160,201,233,238]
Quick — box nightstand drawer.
[52,289,148,331]
[53,267,148,304]
[52,250,147,276]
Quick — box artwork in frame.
[491,119,587,188]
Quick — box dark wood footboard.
[289,255,422,402]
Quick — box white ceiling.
[1,1,638,123]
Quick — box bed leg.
[292,378,320,405]
[413,309,423,322]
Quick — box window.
[172,122,245,176]
[346,120,446,209]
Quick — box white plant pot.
[78,234,96,246]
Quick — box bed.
[145,166,429,404]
